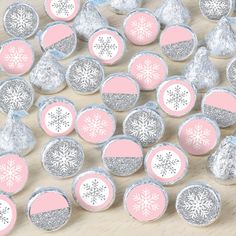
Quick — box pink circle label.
[129,52,168,90]
[0,195,17,236]
[157,78,196,117]
[40,101,76,137]
[124,11,160,45]
[0,153,28,194]
[76,107,116,144]
[125,183,167,222]
[45,0,80,21]
[88,28,125,65]
[145,144,188,185]
[0,39,34,76]
[178,117,219,155]
[73,172,115,211]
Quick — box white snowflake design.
[83,113,108,138]
[186,124,210,150]
[81,178,108,206]
[4,46,28,70]
[0,159,22,189]
[164,84,190,111]
[0,201,11,228]
[136,59,160,86]
[51,0,75,18]
[130,16,153,42]
[132,188,159,217]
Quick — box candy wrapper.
[110,0,142,14]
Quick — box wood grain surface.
[0,0,236,235]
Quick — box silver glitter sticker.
[0,78,34,114]
[66,57,104,94]
[3,3,39,39]
[110,0,142,14]
[42,137,84,178]
[227,57,236,91]
[176,184,221,226]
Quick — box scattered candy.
[226,56,236,91]
[110,0,142,15]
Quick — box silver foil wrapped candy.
[30,51,66,94]
[227,57,236,91]
[110,0,143,14]
[183,47,220,92]
[0,111,36,156]
[155,0,190,26]
[208,136,236,185]
[73,1,108,41]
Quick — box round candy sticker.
[124,178,168,222]
[88,27,126,65]
[76,105,116,144]
[145,143,188,185]
[44,0,80,21]
[102,135,143,176]
[123,9,160,46]
[157,76,197,117]
[27,187,71,231]
[72,168,116,212]
[178,114,221,156]
[101,73,140,111]
[160,24,198,61]
[128,51,168,91]
[0,39,34,76]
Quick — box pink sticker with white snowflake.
[88,27,125,65]
[157,76,197,117]
[0,153,28,195]
[128,51,168,90]
[0,194,17,236]
[145,143,188,185]
[72,169,116,212]
[76,105,116,144]
[44,0,80,21]
[178,114,220,156]
[0,39,34,76]
[124,179,168,222]
[39,98,77,137]
[123,9,160,46]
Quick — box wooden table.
[0,0,236,235]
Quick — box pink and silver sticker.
[76,105,116,144]
[144,143,188,185]
[160,24,198,61]
[157,76,197,117]
[88,27,126,65]
[124,178,168,222]
[0,193,17,236]
[44,0,80,21]
[27,187,71,231]
[178,114,221,156]
[123,9,160,46]
[72,168,116,212]
[0,38,34,76]
[101,73,140,111]
[201,87,236,127]
[128,51,168,91]
[102,135,143,176]
[38,97,77,137]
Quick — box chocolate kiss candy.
[205,16,236,58]
[110,0,143,15]
[155,0,190,26]
[183,47,220,92]
[0,111,36,156]
[73,1,108,41]
[30,51,66,94]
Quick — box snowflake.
[4,46,28,69]
[182,190,213,220]
[202,0,229,18]
[132,188,159,217]
[51,0,75,17]
[164,84,190,110]
[0,159,22,189]
[130,16,153,42]
[83,113,107,138]
[186,124,210,150]
[81,179,107,205]
[0,202,10,226]
[136,59,160,85]
[153,152,180,177]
